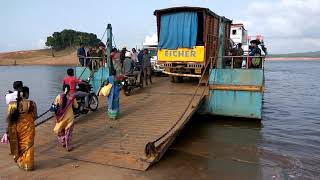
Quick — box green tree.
[45,36,55,48]
[45,29,101,50]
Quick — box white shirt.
[259,45,266,56]
[131,52,138,62]
[5,91,18,105]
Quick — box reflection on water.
[166,61,320,179]
[0,66,70,133]
[0,62,319,179]
[261,61,320,179]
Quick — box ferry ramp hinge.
[145,142,157,157]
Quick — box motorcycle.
[123,65,143,96]
[75,81,99,114]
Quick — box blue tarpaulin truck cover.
[158,12,198,50]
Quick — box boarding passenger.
[120,47,127,69]
[97,42,106,67]
[137,49,144,65]
[123,52,142,84]
[109,48,117,75]
[249,40,262,68]
[5,81,23,105]
[62,68,89,106]
[52,84,78,151]
[123,52,134,75]
[131,48,138,63]
[234,43,244,68]
[260,40,267,55]
[86,47,97,71]
[77,43,87,66]
[107,69,122,120]
[110,48,118,60]
[7,86,37,171]
[62,68,82,95]
[111,49,122,75]
[142,49,152,85]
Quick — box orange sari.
[7,99,37,171]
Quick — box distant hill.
[269,51,320,58]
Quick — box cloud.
[244,0,320,53]
[143,33,158,46]
[37,39,46,49]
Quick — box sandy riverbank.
[2,49,320,66]
[0,49,78,66]
[266,57,320,61]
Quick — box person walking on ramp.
[7,86,37,171]
[52,84,78,151]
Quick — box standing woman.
[107,69,122,120]
[52,84,78,151]
[7,86,37,171]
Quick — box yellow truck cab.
[154,7,231,82]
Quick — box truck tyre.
[170,75,175,83]
[175,76,184,83]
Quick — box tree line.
[45,29,101,50]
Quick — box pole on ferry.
[106,24,112,75]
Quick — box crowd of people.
[77,43,153,86]
[1,44,155,171]
[229,39,266,69]
[77,42,106,70]
[107,47,152,119]
[2,76,82,171]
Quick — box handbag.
[99,83,112,97]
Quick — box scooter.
[75,81,99,115]
[123,65,143,96]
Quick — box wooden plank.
[209,84,264,92]
[34,77,205,171]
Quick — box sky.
[0,0,319,54]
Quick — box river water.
[0,61,319,179]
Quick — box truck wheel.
[170,75,175,83]
[175,76,184,83]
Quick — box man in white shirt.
[5,81,23,105]
[131,48,138,62]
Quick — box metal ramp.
[35,77,207,171]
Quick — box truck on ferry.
[154,7,232,82]
[154,7,266,119]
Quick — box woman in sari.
[107,69,122,120]
[7,86,37,171]
[111,51,123,75]
[53,84,78,151]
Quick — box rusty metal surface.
[35,77,205,171]
[206,69,264,119]
[204,13,219,64]
[154,6,220,19]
